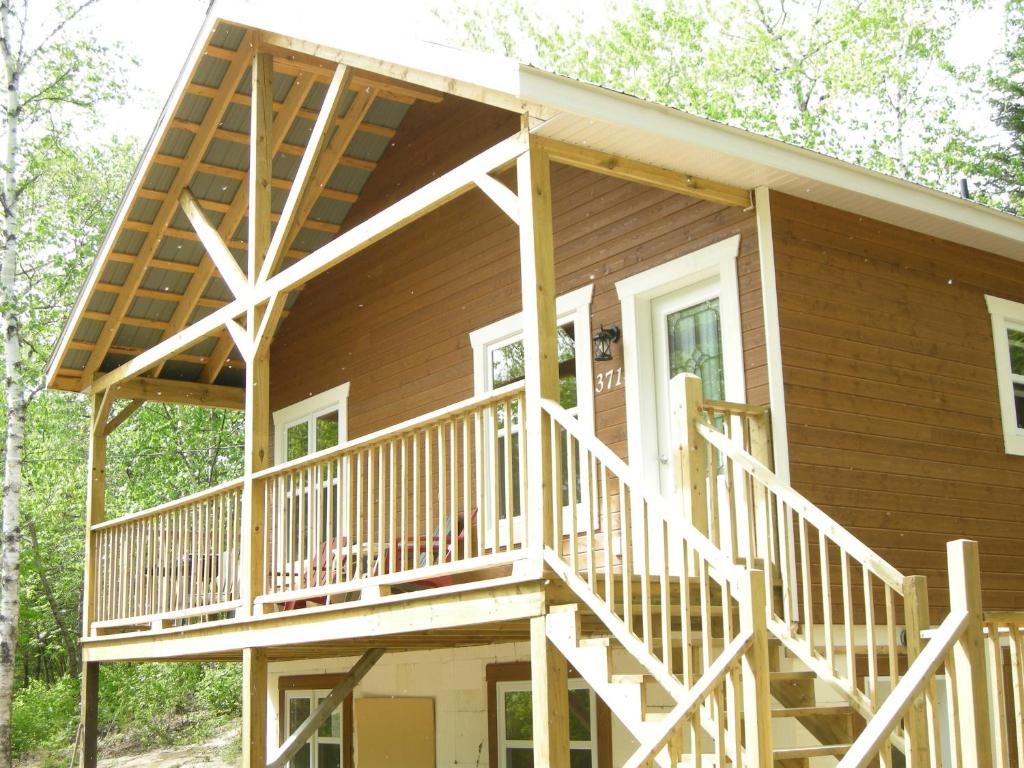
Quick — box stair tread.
[770,670,817,681]
[771,703,853,718]
[774,744,852,759]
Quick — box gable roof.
[46,0,1024,395]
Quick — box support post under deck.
[242,647,268,768]
[530,614,570,768]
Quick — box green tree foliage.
[446,0,984,189]
[973,0,1024,212]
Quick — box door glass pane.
[506,748,533,768]
[567,689,591,740]
[556,324,577,410]
[1015,382,1024,429]
[317,744,341,768]
[492,340,525,388]
[504,690,533,740]
[316,410,340,452]
[287,422,310,461]
[1009,329,1024,375]
[666,298,724,401]
[569,750,594,768]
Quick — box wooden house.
[46,2,1024,766]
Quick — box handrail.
[90,476,245,532]
[702,399,770,418]
[253,382,526,482]
[623,630,753,768]
[696,420,904,592]
[837,610,968,768]
[983,611,1024,768]
[541,398,743,587]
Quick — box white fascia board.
[518,66,1024,251]
[209,0,531,113]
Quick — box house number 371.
[594,368,623,393]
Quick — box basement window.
[985,295,1024,455]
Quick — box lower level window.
[286,688,350,765]
[496,680,598,768]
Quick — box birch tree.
[0,1,124,763]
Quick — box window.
[278,675,353,768]
[486,663,610,768]
[985,295,1024,455]
[470,285,595,533]
[273,383,350,463]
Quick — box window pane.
[316,411,340,452]
[504,690,533,740]
[287,422,310,461]
[506,748,534,768]
[667,298,724,401]
[492,341,526,388]
[287,696,312,768]
[568,689,592,741]
[570,749,594,768]
[1009,329,1024,376]
[317,744,341,768]
[1015,381,1024,429]
[316,697,341,738]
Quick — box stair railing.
[681,373,911,728]
[540,397,773,767]
[838,539,997,768]
[984,611,1024,768]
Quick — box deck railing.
[90,479,243,629]
[254,384,527,607]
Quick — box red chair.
[375,509,478,590]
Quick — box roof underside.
[50,21,446,394]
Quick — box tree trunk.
[0,0,23,763]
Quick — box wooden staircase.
[547,601,867,766]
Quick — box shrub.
[12,675,79,759]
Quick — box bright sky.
[76,0,1007,144]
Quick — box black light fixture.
[592,325,620,362]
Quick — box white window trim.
[985,294,1024,456]
[272,382,351,463]
[615,235,745,485]
[469,283,595,431]
[494,679,598,768]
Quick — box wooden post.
[947,539,992,768]
[670,374,708,536]
[530,614,570,768]
[740,568,772,768]
[517,136,559,553]
[902,575,931,767]
[242,647,269,768]
[239,49,274,616]
[82,390,110,634]
[749,411,772,566]
[79,391,111,768]
[79,661,99,768]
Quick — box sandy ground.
[95,728,239,768]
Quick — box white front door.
[650,281,727,495]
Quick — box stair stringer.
[545,604,674,768]
[544,550,746,768]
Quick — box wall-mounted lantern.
[592,325,620,362]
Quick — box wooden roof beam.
[262,63,353,284]
[179,188,250,300]
[537,138,752,208]
[109,377,244,410]
[88,134,526,396]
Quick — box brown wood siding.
[270,97,763,461]
[771,191,1024,614]
[270,164,762,459]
